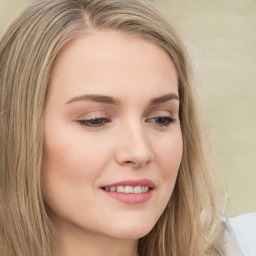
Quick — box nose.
[115,123,155,168]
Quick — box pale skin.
[42,30,183,256]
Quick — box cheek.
[154,130,183,199]
[41,134,95,206]
[42,141,87,184]
[41,128,115,207]
[158,131,183,176]
[42,130,106,181]
[41,138,107,226]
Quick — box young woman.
[0,0,255,255]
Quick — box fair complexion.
[42,30,183,256]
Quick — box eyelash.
[77,118,110,127]
[146,116,176,127]
[77,116,176,128]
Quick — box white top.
[228,213,256,256]
[218,213,256,256]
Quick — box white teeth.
[134,186,142,193]
[125,186,134,193]
[104,186,150,193]
[117,186,124,192]
[142,186,149,192]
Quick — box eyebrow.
[65,93,179,105]
[66,94,121,105]
[150,93,180,104]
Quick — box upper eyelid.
[146,110,174,118]
[144,103,178,115]
[77,111,109,119]
[74,106,177,120]
[77,113,174,120]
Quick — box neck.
[53,218,139,256]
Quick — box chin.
[103,218,157,240]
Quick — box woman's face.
[42,30,182,240]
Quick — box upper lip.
[101,179,155,188]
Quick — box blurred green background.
[1,0,255,216]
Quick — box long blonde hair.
[0,0,226,255]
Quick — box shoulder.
[217,213,256,256]
[227,213,256,256]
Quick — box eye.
[77,117,111,127]
[146,116,176,127]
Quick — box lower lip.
[102,190,153,204]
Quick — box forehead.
[53,30,176,73]
[48,30,178,102]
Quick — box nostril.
[115,138,155,167]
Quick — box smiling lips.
[101,179,155,204]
